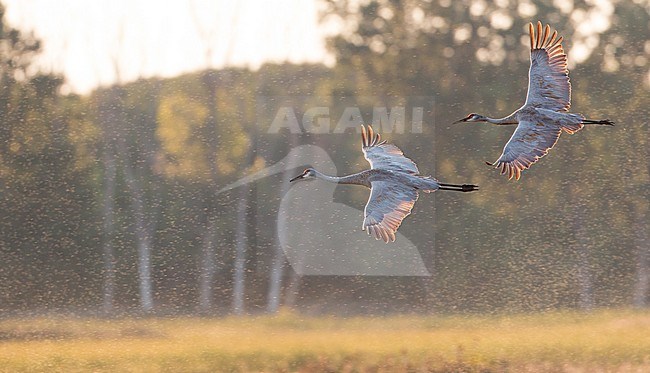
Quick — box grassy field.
[0,309,649,372]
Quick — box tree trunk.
[197,71,221,311]
[267,192,288,313]
[97,89,121,315]
[266,248,285,313]
[572,203,594,310]
[231,186,249,315]
[121,143,155,313]
[198,217,218,313]
[101,143,117,314]
[231,117,257,315]
[266,133,299,313]
[633,205,649,307]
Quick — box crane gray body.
[456,22,613,180]
[290,125,477,243]
[322,169,441,192]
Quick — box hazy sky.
[3,0,332,94]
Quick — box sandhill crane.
[455,21,614,180]
[219,144,431,275]
[290,125,478,243]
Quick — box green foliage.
[0,9,100,310]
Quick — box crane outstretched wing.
[524,22,571,112]
[361,125,419,174]
[363,181,418,243]
[489,119,562,180]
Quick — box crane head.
[454,113,485,123]
[289,168,316,182]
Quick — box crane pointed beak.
[454,114,476,124]
[289,174,303,182]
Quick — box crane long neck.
[313,169,367,186]
[484,113,518,125]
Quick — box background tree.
[0,4,99,311]
[0,0,647,315]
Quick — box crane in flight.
[290,125,478,243]
[455,21,613,180]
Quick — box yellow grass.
[0,309,649,372]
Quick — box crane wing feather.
[490,119,562,180]
[361,125,419,174]
[524,22,571,112]
[363,181,418,243]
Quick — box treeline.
[0,0,648,316]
